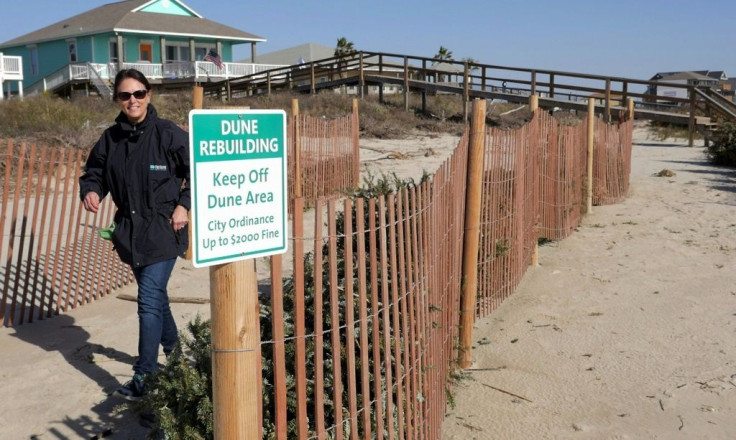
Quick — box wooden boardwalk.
[203,50,736,141]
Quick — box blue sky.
[2,0,735,81]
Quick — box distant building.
[243,42,405,96]
[646,70,729,102]
[239,42,335,65]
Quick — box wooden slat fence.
[475,114,540,316]
[261,131,469,439]
[0,140,133,327]
[593,118,633,205]
[1,99,634,439]
[259,109,633,438]
[475,111,632,319]
[537,112,588,240]
[288,112,360,211]
[1,110,360,328]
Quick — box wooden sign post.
[210,259,260,439]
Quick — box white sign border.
[188,108,289,268]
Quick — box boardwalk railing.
[205,50,732,146]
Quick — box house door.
[139,44,152,62]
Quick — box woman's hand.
[83,192,100,213]
[171,205,189,232]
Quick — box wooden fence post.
[404,56,410,112]
[292,99,302,198]
[529,94,540,267]
[352,98,360,187]
[359,53,365,99]
[185,86,204,261]
[549,73,555,98]
[627,97,635,121]
[587,98,595,213]
[688,88,696,147]
[290,98,309,437]
[463,61,470,123]
[210,259,261,440]
[459,99,486,368]
[604,78,612,122]
[192,85,204,110]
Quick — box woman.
[79,69,190,401]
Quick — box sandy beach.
[441,126,736,439]
[1,123,735,439]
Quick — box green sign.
[188,109,288,268]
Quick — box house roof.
[428,62,464,73]
[0,0,265,48]
[650,70,727,81]
[242,43,408,74]
[241,43,336,64]
[657,71,718,82]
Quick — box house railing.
[1,53,24,81]
[1,53,24,100]
[25,63,97,95]
[24,60,286,96]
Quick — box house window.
[165,45,177,62]
[165,44,189,62]
[109,41,119,62]
[29,46,39,75]
[164,43,212,62]
[68,40,77,62]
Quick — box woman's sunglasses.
[116,89,148,101]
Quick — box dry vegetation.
[0,90,583,149]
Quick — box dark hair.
[112,69,151,101]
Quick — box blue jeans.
[132,258,179,376]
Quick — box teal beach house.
[0,0,281,99]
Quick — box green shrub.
[707,121,736,166]
[134,316,213,440]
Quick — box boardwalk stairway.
[87,63,113,100]
[693,88,736,145]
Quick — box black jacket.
[79,104,190,268]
